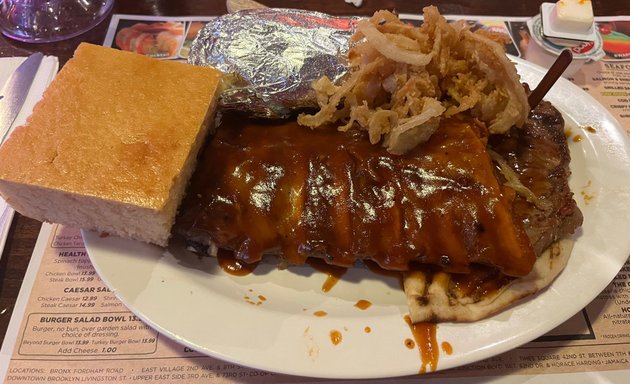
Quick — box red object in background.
[598,21,630,58]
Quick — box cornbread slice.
[0,43,223,246]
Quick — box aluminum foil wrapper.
[188,8,359,118]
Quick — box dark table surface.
[0,0,627,348]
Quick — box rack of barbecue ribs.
[174,112,552,278]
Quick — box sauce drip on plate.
[404,315,440,374]
[441,341,453,355]
[217,249,259,276]
[354,299,372,310]
[306,258,347,292]
[330,330,343,346]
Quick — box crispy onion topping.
[297,6,529,154]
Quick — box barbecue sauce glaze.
[175,115,535,277]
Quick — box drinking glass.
[0,0,114,43]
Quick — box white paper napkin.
[0,55,59,260]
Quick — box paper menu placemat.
[0,56,59,260]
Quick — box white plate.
[84,58,630,379]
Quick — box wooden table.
[0,0,627,348]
